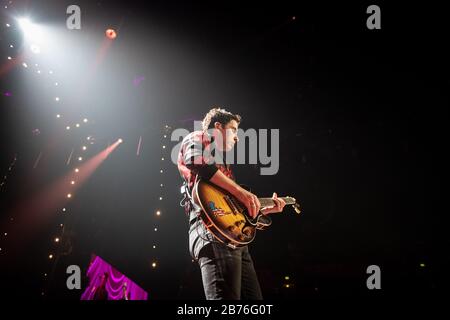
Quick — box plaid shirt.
[177,130,237,259]
[177,130,235,191]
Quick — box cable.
[180,176,223,246]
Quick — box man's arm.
[181,133,261,218]
[260,192,286,215]
[209,170,261,218]
[210,171,286,217]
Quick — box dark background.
[0,0,447,299]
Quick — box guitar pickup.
[223,196,239,214]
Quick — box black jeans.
[198,242,263,300]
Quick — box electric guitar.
[192,179,301,248]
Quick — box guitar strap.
[180,176,224,245]
[180,175,202,222]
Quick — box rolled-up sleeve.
[182,133,218,181]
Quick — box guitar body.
[192,179,300,248]
[193,180,259,248]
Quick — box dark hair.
[202,107,241,132]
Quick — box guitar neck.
[258,197,296,208]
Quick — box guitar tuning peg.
[292,203,301,214]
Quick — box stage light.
[160,184,163,187]
[49,254,53,259]
[161,157,164,161]
[66,126,70,130]
[151,262,157,268]
[56,114,61,118]
[55,237,60,243]
[162,145,166,149]
[83,118,88,123]
[22,62,28,68]
[62,208,66,212]
[67,193,72,198]
[71,180,75,185]
[118,138,123,143]
[9,44,13,48]
[36,70,41,74]
[30,44,40,54]
[55,97,59,102]
[76,123,80,127]
[152,245,156,249]
[82,146,87,151]
[4,233,7,236]
[49,70,53,74]
[60,224,64,227]
[6,23,10,27]
[154,228,158,232]
[18,18,31,29]
[105,28,117,40]
[420,263,426,268]
[156,210,161,216]
[163,135,167,138]
[7,56,12,60]
[285,276,290,281]
[17,18,44,44]
[159,197,163,200]
[55,82,58,86]
[160,169,163,173]
[74,168,79,173]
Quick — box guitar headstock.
[284,196,301,214]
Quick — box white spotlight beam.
[17,17,46,46]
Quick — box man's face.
[213,120,239,152]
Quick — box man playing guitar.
[177,107,286,300]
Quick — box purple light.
[4,92,12,97]
[133,76,145,86]
[81,255,148,300]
